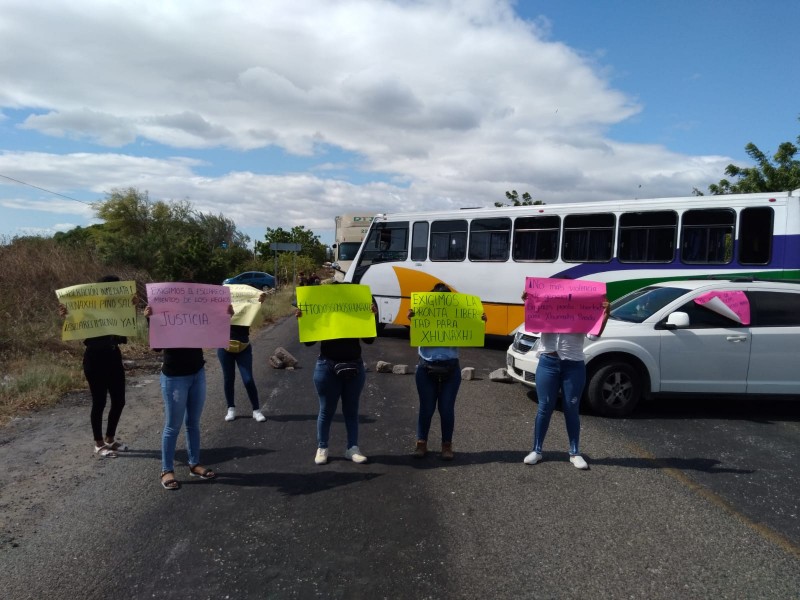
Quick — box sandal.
[160,470,180,490]
[107,441,129,452]
[94,443,118,458]
[189,465,216,480]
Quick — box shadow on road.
[623,395,800,424]
[588,454,755,474]
[366,449,522,468]
[522,388,800,424]
[210,470,383,495]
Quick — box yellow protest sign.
[226,284,266,327]
[56,280,138,341]
[410,292,485,347]
[296,284,376,342]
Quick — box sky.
[1,0,798,247]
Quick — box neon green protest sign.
[409,292,485,347]
[296,284,377,342]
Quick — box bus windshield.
[358,222,409,266]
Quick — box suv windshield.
[610,286,690,323]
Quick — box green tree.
[695,120,800,195]
[52,223,105,250]
[194,212,253,283]
[195,212,251,252]
[494,190,544,207]
[93,188,156,269]
[257,225,327,265]
[255,225,328,285]
[90,187,253,282]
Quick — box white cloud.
[0,0,734,241]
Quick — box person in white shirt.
[521,291,610,470]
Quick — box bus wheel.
[586,361,641,417]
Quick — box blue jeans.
[216,346,260,410]
[415,359,461,443]
[313,358,365,449]
[533,354,585,455]
[160,368,206,472]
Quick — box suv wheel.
[586,361,642,417]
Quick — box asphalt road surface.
[3,318,799,599]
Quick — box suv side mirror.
[664,311,690,329]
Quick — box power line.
[0,172,93,205]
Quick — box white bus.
[332,214,375,281]
[344,190,800,336]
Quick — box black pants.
[83,347,126,441]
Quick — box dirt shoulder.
[0,356,168,549]
[0,310,292,550]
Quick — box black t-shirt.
[161,348,205,376]
[84,335,127,350]
[308,337,375,362]
[230,324,250,344]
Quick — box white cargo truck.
[332,214,374,281]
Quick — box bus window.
[359,221,409,265]
[618,211,677,263]
[562,213,614,262]
[681,209,734,264]
[738,207,773,265]
[431,220,467,261]
[469,217,511,261]
[512,215,559,262]
[411,221,429,261]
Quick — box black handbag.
[333,361,360,379]
[425,363,453,380]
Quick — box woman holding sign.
[218,291,268,423]
[407,283,487,461]
[57,275,133,459]
[144,302,230,490]
[294,284,377,466]
[521,287,610,470]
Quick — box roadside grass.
[0,283,299,426]
[259,284,297,324]
[0,353,86,425]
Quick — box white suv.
[506,278,800,417]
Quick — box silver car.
[506,278,800,416]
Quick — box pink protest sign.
[146,282,231,348]
[694,290,750,325]
[524,277,607,334]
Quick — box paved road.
[4,319,799,599]
[595,392,800,554]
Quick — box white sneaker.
[224,407,236,422]
[345,446,368,464]
[570,455,589,470]
[523,451,542,465]
[252,409,266,422]
[315,448,329,465]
